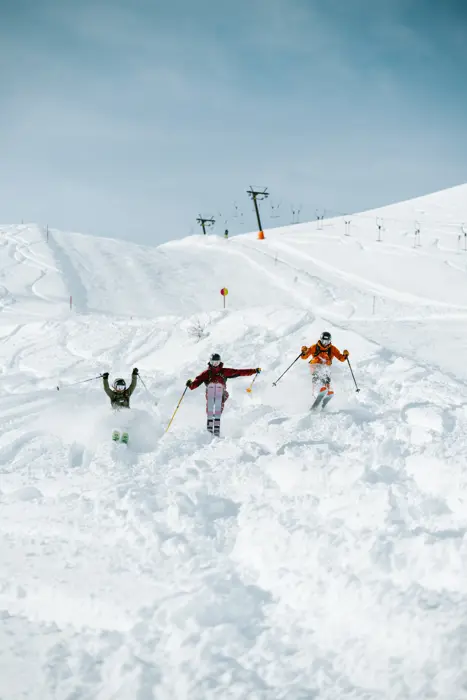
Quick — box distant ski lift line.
[202,190,459,239]
[196,188,464,239]
[317,208,466,229]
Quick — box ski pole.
[246,374,258,394]
[346,357,360,392]
[165,387,188,433]
[139,374,149,391]
[138,374,157,403]
[272,353,303,387]
[56,374,103,391]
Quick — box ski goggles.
[209,360,221,367]
[320,338,331,346]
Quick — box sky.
[0,0,467,244]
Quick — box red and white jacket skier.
[186,353,260,413]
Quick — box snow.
[1,183,467,699]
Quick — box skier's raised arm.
[127,367,139,395]
[102,372,113,399]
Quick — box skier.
[186,353,261,435]
[102,368,139,408]
[300,332,349,409]
[102,368,139,443]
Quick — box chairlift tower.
[196,216,215,235]
[247,187,269,239]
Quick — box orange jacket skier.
[301,331,349,407]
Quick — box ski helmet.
[208,353,222,367]
[320,331,332,346]
[113,378,126,392]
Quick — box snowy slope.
[1,184,467,700]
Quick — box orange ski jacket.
[301,342,348,366]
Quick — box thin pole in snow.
[291,205,302,224]
[376,218,383,242]
[414,222,421,247]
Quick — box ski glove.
[255,368,262,374]
[343,350,349,358]
[132,367,139,375]
[102,372,109,379]
[301,345,308,356]
[186,379,193,387]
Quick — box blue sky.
[0,0,466,243]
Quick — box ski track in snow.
[47,229,90,314]
[1,190,467,699]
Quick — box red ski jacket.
[189,363,256,390]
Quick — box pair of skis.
[311,389,333,411]
[112,430,129,444]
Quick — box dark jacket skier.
[103,368,138,409]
